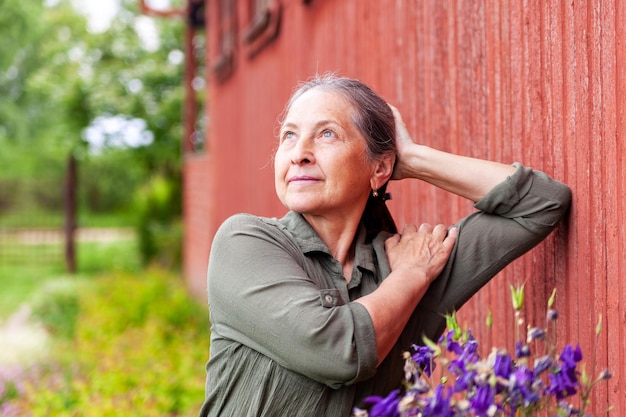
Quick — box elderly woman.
[198,75,571,417]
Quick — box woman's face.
[274,88,378,220]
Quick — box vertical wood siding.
[184,1,625,412]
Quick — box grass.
[0,209,137,229]
[0,208,140,317]
[0,234,141,319]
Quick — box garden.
[0,235,209,417]
[0,1,208,414]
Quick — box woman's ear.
[371,153,395,190]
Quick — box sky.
[70,0,172,37]
[71,0,121,33]
[65,0,175,151]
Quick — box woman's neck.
[303,213,360,269]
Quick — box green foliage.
[30,279,82,339]
[10,269,209,416]
[77,239,141,274]
[134,174,182,268]
[79,149,147,213]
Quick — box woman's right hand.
[357,222,457,364]
[385,223,458,286]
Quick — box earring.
[372,189,379,198]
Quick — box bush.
[29,279,82,339]
[134,174,182,268]
[0,179,19,213]
[10,268,210,416]
[32,181,64,211]
[79,150,146,214]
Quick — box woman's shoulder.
[213,213,307,261]
[216,213,298,244]
[218,213,283,234]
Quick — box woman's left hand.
[388,104,418,181]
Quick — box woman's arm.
[379,106,571,351]
[358,106,571,367]
[390,105,516,202]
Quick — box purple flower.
[438,329,463,355]
[547,344,582,400]
[557,401,579,416]
[515,341,531,358]
[462,331,479,356]
[493,351,513,380]
[532,354,554,377]
[449,350,478,391]
[453,331,480,367]
[470,383,496,417]
[351,297,611,417]
[599,368,612,381]
[363,389,400,417]
[422,385,454,417]
[411,344,436,377]
[548,370,579,399]
[560,344,582,369]
[508,365,541,409]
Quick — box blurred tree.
[0,0,76,178]
[0,0,184,181]
[0,0,187,265]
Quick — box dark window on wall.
[242,0,282,58]
[212,0,237,81]
[183,0,206,154]
[187,32,206,153]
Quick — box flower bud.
[599,368,612,380]
[510,284,525,311]
[527,327,546,343]
[547,309,559,321]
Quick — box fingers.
[403,223,451,243]
[388,104,407,129]
[442,226,458,250]
[384,222,457,285]
[386,223,458,253]
[417,223,433,234]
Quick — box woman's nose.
[290,136,315,165]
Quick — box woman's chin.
[283,198,323,215]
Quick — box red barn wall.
[183,1,625,413]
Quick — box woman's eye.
[282,131,296,141]
[322,130,336,138]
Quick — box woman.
[199,75,571,417]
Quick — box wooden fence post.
[64,153,77,273]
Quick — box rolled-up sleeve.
[419,162,572,316]
[207,214,378,389]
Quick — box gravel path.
[0,305,49,366]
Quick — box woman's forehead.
[285,88,356,122]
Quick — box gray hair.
[282,74,397,162]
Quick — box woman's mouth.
[288,175,320,183]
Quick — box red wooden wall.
[183,0,625,413]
